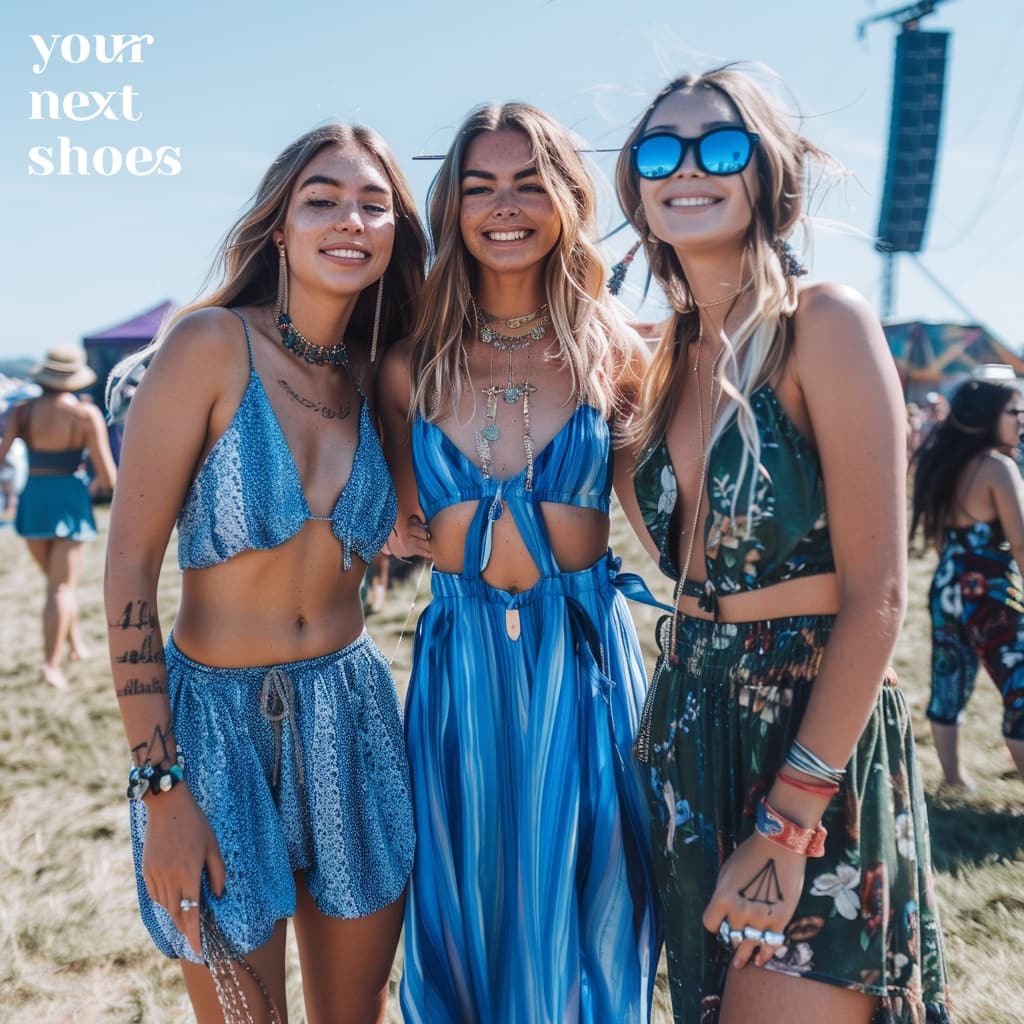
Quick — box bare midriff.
[174,521,367,667]
[675,571,840,623]
[429,502,610,593]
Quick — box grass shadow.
[925,794,1024,873]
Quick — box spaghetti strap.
[227,308,256,371]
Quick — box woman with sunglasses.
[378,102,658,1023]
[912,378,1024,788]
[617,67,952,1024]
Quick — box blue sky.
[2,0,1021,360]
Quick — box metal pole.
[881,251,897,320]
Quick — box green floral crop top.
[633,385,834,612]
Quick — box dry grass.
[0,509,1021,1023]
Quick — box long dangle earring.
[273,242,349,367]
[369,275,384,363]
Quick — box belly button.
[295,615,307,630]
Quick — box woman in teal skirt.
[0,348,116,689]
[379,102,659,1022]
[616,67,952,1023]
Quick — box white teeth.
[324,248,368,259]
[486,230,529,241]
[668,197,717,207]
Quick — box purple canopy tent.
[81,301,175,418]
[82,301,175,461]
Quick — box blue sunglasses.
[631,128,760,179]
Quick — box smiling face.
[637,85,759,255]
[273,143,396,302]
[458,129,562,279]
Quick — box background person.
[911,378,1024,787]
[0,349,116,689]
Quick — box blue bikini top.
[176,310,397,571]
[411,403,611,575]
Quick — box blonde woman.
[378,102,658,1023]
[105,124,425,1023]
[617,68,951,1023]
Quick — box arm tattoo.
[738,860,783,910]
[111,600,158,631]
[130,719,176,768]
[277,378,351,420]
[116,677,166,698]
[115,630,165,665]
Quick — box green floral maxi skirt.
[641,613,952,1024]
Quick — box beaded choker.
[274,311,349,367]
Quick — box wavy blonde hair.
[108,124,426,417]
[616,66,838,519]
[410,102,633,424]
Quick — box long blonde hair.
[616,66,837,515]
[107,124,427,417]
[410,102,633,423]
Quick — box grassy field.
[0,507,1021,1023]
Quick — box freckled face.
[273,144,396,299]
[459,129,562,276]
[636,86,759,253]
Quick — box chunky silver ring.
[742,925,764,943]
[763,930,786,946]
[729,929,744,947]
[718,918,732,947]
[180,898,200,912]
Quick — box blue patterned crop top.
[176,311,397,571]
[634,385,834,608]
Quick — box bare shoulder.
[790,282,891,385]
[143,307,250,396]
[980,449,1023,484]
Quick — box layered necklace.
[472,299,550,492]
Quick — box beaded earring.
[774,237,808,278]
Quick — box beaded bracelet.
[776,769,840,798]
[784,739,846,785]
[126,751,185,802]
[756,797,828,858]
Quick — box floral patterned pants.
[643,613,952,1024]
[929,547,1024,740]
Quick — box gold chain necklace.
[667,320,726,661]
[692,279,752,310]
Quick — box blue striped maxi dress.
[400,404,660,1024]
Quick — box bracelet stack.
[755,797,827,858]
[784,739,846,786]
[126,751,185,802]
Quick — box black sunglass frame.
[631,128,761,179]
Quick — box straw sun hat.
[31,348,97,392]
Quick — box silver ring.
[763,929,786,946]
[180,898,200,912]
[742,925,764,943]
[718,918,732,947]
[729,929,743,947]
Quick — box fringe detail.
[201,908,283,1024]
